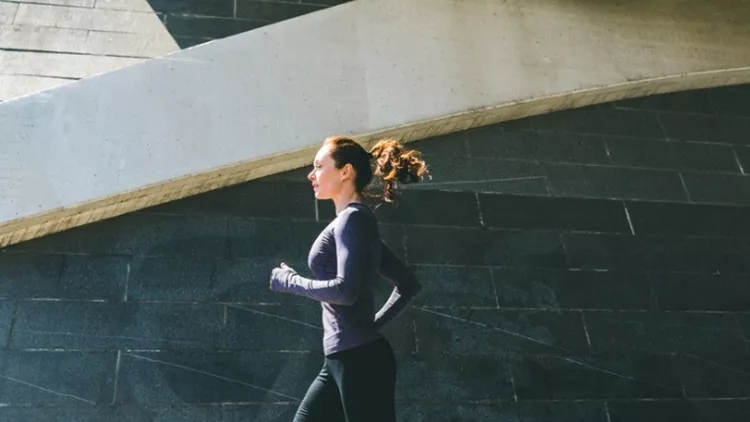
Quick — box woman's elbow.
[333,278,360,306]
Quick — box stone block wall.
[0,84,749,421]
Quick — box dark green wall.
[1,84,749,421]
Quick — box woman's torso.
[307,203,384,356]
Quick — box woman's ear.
[341,163,354,180]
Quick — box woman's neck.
[333,191,362,215]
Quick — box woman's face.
[308,145,344,200]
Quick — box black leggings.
[293,338,397,422]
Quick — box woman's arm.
[269,210,371,306]
[373,241,422,331]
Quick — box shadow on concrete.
[146,0,351,49]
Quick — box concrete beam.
[2,0,750,247]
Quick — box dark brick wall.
[1,84,749,421]
[153,0,352,48]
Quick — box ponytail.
[324,136,430,206]
[369,139,431,204]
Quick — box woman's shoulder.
[334,203,377,232]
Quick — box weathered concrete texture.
[2,0,750,248]
[0,74,71,100]
[0,0,179,100]
[0,0,349,101]
[0,24,173,57]
[1,85,749,421]
[0,50,144,79]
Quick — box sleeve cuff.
[270,267,297,292]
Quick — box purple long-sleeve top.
[270,202,422,356]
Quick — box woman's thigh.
[293,363,346,422]
[328,339,397,422]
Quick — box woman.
[269,136,429,422]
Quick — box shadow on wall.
[147,0,353,49]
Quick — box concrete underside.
[1,84,749,421]
[2,0,750,247]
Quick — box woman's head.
[308,136,430,205]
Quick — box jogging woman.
[269,136,429,421]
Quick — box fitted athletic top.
[270,202,422,356]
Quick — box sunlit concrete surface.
[0,0,178,100]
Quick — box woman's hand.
[269,262,297,292]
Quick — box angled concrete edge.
[2,0,750,247]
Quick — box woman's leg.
[292,363,346,422]
[327,339,398,422]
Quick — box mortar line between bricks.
[123,261,131,302]
[617,106,750,120]
[553,355,686,394]
[12,348,318,353]
[535,162,556,198]
[504,125,750,144]
[417,307,573,353]
[226,304,322,330]
[14,329,220,346]
[603,138,612,161]
[474,192,485,227]
[581,312,592,350]
[732,146,746,174]
[124,352,300,400]
[0,373,96,404]
[735,315,747,342]
[544,182,554,197]
[111,350,121,405]
[489,268,500,309]
[5,301,18,349]
[405,262,750,277]
[678,172,693,202]
[508,364,518,402]
[557,231,573,269]
[471,154,750,176]
[407,306,750,314]
[604,402,612,422]
[423,305,685,394]
[420,176,547,187]
[622,201,636,235]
